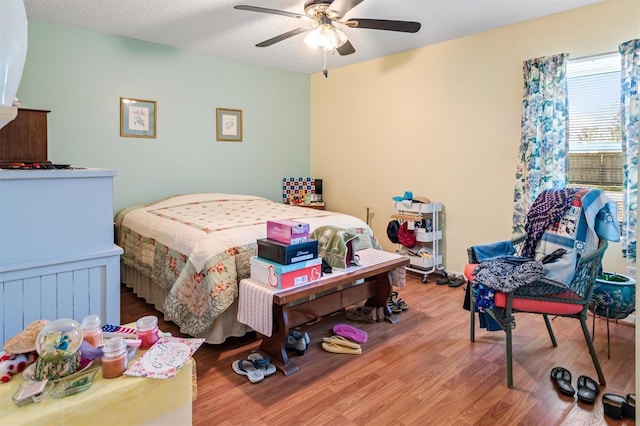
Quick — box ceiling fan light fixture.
[304,23,347,51]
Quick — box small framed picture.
[216,108,243,142]
[120,97,157,138]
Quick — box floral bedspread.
[115,193,380,336]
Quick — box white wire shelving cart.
[391,201,445,283]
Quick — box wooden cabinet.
[0,108,50,166]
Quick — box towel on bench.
[237,278,277,337]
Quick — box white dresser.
[0,168,123,346]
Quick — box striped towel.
[237,278,278,337]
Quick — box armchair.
[464,188,619,388]
[465,236,607,388]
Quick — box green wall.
[16,20,311,212]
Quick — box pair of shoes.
[603,393,636,419]
[435,272,465,287]
[333,323,368,343]
[387,291,408,313]
[231,353,276,383]
[447,274,466,288]
[550,367,600,404]
[285,329,310,356]
[321,335,362,354]
[345,306,377,323]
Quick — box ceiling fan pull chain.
[323,50,328,78]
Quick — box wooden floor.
[120,272,636,426]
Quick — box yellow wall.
[310,0,639,275]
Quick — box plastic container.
[136,316,159,349]
[81,315,103,348]
[101,338,128,379]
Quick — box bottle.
[136,315,159,349]
[101,337,127,379]
[81,315,103,348]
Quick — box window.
[567,53,623,218]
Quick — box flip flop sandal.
[321,341,362,355]
[550,367,575,396]
[396,298,408,311]
[389,292,408,311]
[576,375,599,404]
[232,359,264,383]
[322,335,362,350]
[333,323,368,343]
[247,353,276,377]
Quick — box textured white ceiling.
[23,0,602,74]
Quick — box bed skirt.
[121,263,253,344]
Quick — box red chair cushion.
[464,263,583,315]
[493,291,583,315]
[464,264,477,281]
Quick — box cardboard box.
[267,219,310,245]
[250,256,322,289]
[257,238,318,265]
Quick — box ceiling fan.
[234,0,421,57]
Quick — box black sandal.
[576,375,599,404]
[388,292,408,311]
[550,367,575,397]
[387,292,401,313]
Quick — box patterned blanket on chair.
[536,188,620,258]
[469,188,621,328]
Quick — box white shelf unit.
[391,201,444,283]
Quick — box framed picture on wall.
[120,97,157,138]
[216,108,243,142]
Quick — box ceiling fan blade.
[255,28,310,47]
[234,5,307,20]
[346,18,421,33]
[337,40,355,56]
[326,0,365,17]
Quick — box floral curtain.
[512,54,570,235]
[619,39,639,263]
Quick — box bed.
[114,193,381,344]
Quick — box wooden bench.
[256,249,409,375]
